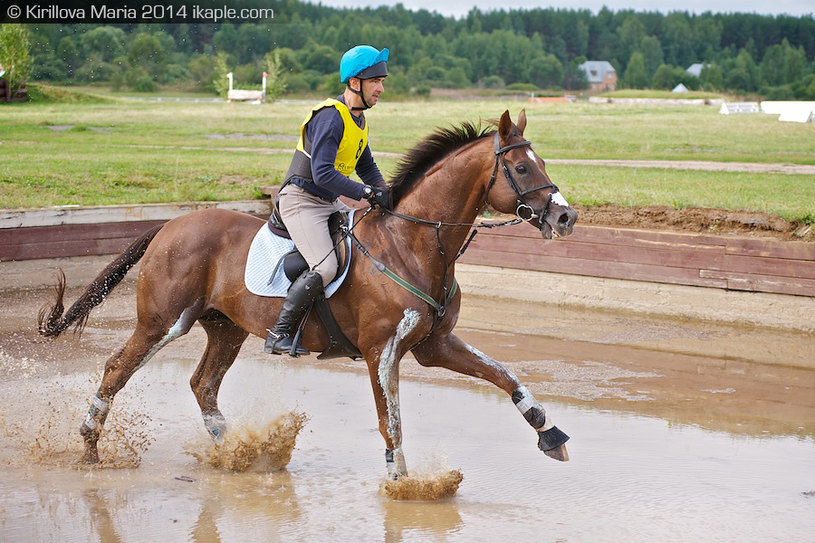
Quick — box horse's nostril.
[557,212,570,225]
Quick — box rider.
[265,45,393,356]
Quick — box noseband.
[485,132,560,223]
[352,130,565,330]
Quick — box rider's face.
[360,77,385,106]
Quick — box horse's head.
[486,110,578,239]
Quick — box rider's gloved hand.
[364,185,393,210]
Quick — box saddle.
[268,195,349,281]
[266,196,360,360]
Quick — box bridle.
[342,130,566,329]
[485,132,560,223]
[382,131,561,229]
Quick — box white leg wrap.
[513,385,538,414]
[386,447,408,479]
[82,414,98,430]
[513,386,554,431]
[82,395,110,432]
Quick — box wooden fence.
[1,203,813,298]
[0,201,267,262]
[457,223,814,297]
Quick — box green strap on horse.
[381,265,458,317]
[349,231,457,320]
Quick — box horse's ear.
[516,109,527,135]
[498,110,512,142]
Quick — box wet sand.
[0,284,813,541]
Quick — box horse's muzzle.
[539,205,578,239]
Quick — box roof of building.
[578,61,616,83]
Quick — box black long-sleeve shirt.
[289,95,385,201]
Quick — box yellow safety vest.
[295,98,368,177]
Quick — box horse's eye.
[515,164,528,174]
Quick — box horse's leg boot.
[265,270,323,356]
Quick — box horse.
[38,110,578,478]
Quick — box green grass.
[1,88,813,221]
[24,83,116,104]
[602,89,724,100]
[547,164,813,220]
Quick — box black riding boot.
[265,269,324,356]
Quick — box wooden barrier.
[457,223,815,297]
[0,201,269,263]
[1,201,812,298]
[0,220,167,261]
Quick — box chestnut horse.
[38,110,578,478]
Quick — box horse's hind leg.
[411,331,569,462]
[190,315,249,442]
[80,303,202,463]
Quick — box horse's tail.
[37,224,164,338]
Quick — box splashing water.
[192,411,308,472]
[0,372,153,470]
[381,469,464,501]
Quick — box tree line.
[11,1,815,99]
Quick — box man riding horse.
[265,45,393,356]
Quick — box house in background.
[579,60,617,91]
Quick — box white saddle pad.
[244,210,354,298]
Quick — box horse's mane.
[389,121,493,204]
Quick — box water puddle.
[0,287,812,541]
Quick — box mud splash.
[381,469,464,501]
[0,374,153,470]
[192,411,308,472]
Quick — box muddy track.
[572,203,812,241]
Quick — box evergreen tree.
[623,51,649,88]
[15,4,815,97]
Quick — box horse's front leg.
[363,308,423,480]
[411,331,569,461]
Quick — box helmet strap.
[347,80,371,111]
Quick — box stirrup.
[265,329,309,356]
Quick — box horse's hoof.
[538,426,570,462]
[80,450,100,464]
[543,444,569,462]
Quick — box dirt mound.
[574,204,812,241]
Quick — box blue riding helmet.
[340,46,389,84]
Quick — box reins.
[314,130,562,332]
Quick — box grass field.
[1,87,813,221]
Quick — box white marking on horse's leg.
[378,308,420,476]
[464,343,520,383]
[138,305,199,370]
[203,412,227,443]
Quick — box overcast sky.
[306,0,814,18]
